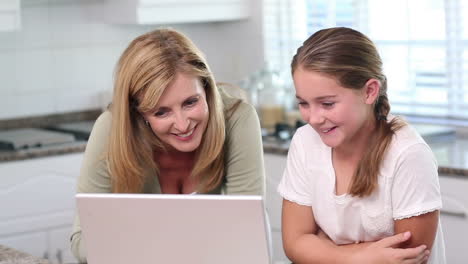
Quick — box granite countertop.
[264,124,468,178]
[1,112,468,178]
[0,245,50,264]
[0,110,97,163]
[264,138,468,178]
[0,141,87,162]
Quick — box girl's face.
[293,67,378,149]
[142,73,209,153]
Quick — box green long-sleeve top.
[70,90,266,263]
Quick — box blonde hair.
[291,27,405,197]
[109,28,225,193]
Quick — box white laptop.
[76,193,272,264]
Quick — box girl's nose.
[307,110,325,125]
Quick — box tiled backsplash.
[0,0,263,119]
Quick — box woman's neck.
[154,149,198,194]
[154,149,196,170]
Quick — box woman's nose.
[173,112,190,131]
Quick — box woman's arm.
[223,100,265,196]
[70,111,114,262]
[282,199,429,264]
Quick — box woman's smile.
[172,125,197,141]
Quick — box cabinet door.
[0,154,83,232]
[264,153,288,263]
[0,153,83,261]
[439,176,468,264]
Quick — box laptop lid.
[76,193,272,264]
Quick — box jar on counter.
[256,66,287,133]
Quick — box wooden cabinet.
[439,175,468,264]
[264,153,289,263]
[85,0,250,25]
[0,153,83,264]
[0,0,21,31]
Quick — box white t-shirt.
[277,123,446,263]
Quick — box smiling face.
[293,67,378,150]
[142,73,209,153]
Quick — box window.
[263,0,468,119]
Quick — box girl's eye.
[297,101,309,108]
[322,102,335,107]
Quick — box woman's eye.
[154,110,167,117]
[322,102,335,107]
[185,98,199,107]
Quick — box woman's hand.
[351,232,430,264]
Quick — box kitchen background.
[1,0,468,264]
[0,0,263,119]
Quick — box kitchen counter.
[3,132,467,177]
[0,245,50,264]
[0,141,87,162]
[1,112,468,178]
[0,110,97,162]
[263,127,468,178]
[265,139,468,178]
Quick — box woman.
[70,28,265,262]
[278,27,445,263]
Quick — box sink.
[0,128,76,151]
[47,121,95,140]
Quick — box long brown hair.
[291,27,405,197]
[109,28,225,193]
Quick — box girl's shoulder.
[386,121,434,163]
[294,124,324,146]
[391,122,427,149]
[290,124,328,159]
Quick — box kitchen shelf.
[0,0,21,31]
[85,0,250,25]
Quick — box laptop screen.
[76,193,271,264]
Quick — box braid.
[374,94,391,121]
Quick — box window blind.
[263,0,468,118]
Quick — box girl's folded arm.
[282,199,353,264]
[282,199,430,264]
[394,210,439,263]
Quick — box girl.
[70,29,265,262]
[278,27,445,263]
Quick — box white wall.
[0,0,264,119]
